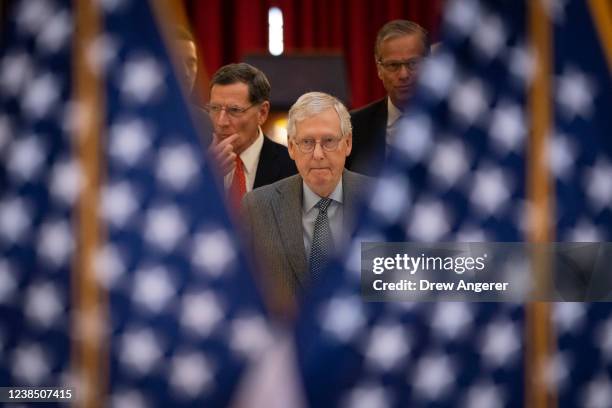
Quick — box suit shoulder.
[263,135,289,153]
[246,174,300,203]
[350,98,386,120]
[345,169,374,185]
[244,182,276,206]
[262,136,294,163]
[262,135,297,168]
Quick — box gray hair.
[287,92,352,141]
[374,20,430,60]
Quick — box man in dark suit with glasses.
[348,20,430,176]
[206,63,296,208]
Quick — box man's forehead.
[210,82,250,101]
[295,110,341,134]
[379,33,425,56]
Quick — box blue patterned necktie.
[309,197,334,282]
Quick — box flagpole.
[527,0,556,407]
[72,0,107,406]
[587,0,612,72]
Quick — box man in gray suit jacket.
[242,92,370,308]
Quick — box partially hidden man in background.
[242,92,371,309]
[172,25,213,148]
[347,20,430,176]
[207,63,297,208]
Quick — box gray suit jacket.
[241,169,371,300]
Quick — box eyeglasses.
[204,103,257,117]
[293,137,343,154]
[377,58,423,73]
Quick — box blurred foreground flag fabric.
[546,0,612,406]
[294,0,611,407]
[0,0,271,407]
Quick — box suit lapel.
[270,176,308,288]
[254,136,277,189]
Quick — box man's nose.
[397,64,412,79]
[312,142,325,159]
[216,109,230,125]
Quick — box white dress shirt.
[385,98,403,146]
[224,127,264,192]
[301,180,343,258]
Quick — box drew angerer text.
[372,279,509,293]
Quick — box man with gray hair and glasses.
[347,20,430,176]
[242,92,371,308]
[206,63,296,209]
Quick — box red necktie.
[229,156,246,209]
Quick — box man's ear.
[287,138,296,160]
[345,133,353,157]
[257,101,270,125]
[376,61,384,81]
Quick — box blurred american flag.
[1,0,611,407]
[0,0,272,406]
[548,0,612,406]
[294,0,612,407]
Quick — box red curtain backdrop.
[186,0,444,109]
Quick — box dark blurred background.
[0,0,445,142]
[183,0,444,109]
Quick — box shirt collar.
[239,127,264,175]
[302,178,343,213]
[386,98,403,127]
